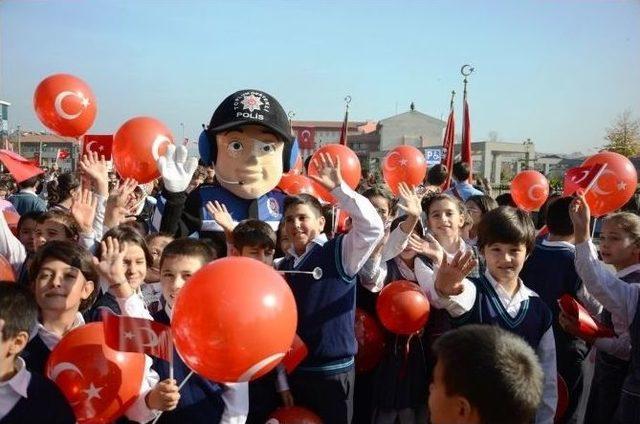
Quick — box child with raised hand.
[153,238,247,423]
[428,325,544,424]
[429,206,557,423]
[0,283,75,423]
[567,196,640,423]
[279,152,384,424]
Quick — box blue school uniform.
[150,309,226,424]
[21,334,51,376]
[616,300,640,423]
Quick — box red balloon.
[287,155,304,175]
[3,210,19,236]
[382,146,428,195]
[0,255,15,282]
[172,257,297,382]
[113,117,174,184]
[278,174,319,197]
[354,308,385,373]
[33,74,97,137]
[555,374,569,423]
[308,144,361,190]
[335,209,351,234]
[581,151,637,217]
[376,280,430,335]
[510,170,549,212]
[267,406,323,424]
[45,322,145,424]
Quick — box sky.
[1,0,639,154]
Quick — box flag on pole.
[563,163,606,196]
[441,102,456,189]
[101,310,173,361]
[82,134,113,160]
[461,96,472,174]
[0,149,44,183]
[339,108,349,146]
[56,149,70,160]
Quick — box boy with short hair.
[430,206,557,423]
[0,282,75,423]
[154,238,247,423]
[231,219,277,265]
[279,154,384,424]
[428,324,544,424]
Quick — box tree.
[603,110,640,157]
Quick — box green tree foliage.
[603,110,640,157]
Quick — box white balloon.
[54,91,86,120]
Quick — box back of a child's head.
[452,161,471,182]
[160,238,215,270]
[603,212,640,243]
[29,240,99,312]
[47,172,80,206]
[427,164,448,186]
[477,206,535,253]
[232,219,277,252]
[433,325,543,424]
[545,197,574,236]
[0,282,38,342]
[99,224,153,264]
[283,194,323,217]
[495,192,517,207]
[17,175,40,190]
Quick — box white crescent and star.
[82,383,103,401]
[124,327,160,348]
[569,169,590,185]
[300,130,311,141]
[49,361,85,381]
[384,151,401,172]
[151,135,172,161]
[54,90,89,120]
[527,183,548,202]
[592,169,618,196]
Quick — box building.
[0,100,10,148]
[6,132,77,171]
[291,120,376,157]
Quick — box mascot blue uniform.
[158,89,299,243]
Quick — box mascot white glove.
[157,144,199,193]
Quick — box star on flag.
[82,383,103,401]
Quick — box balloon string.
[399,332,415,380]
[151,371,194,424]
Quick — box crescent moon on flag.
[85,140,97,152]
[237,352,286,382]
[151,135,172,161]
[138,327,160,348]
[300,130,311,141]
[592,169,616,196]
[49,361,85,381]
[54,91,86,120]
[570,170,590,185]
[528,184,547,201]
[384,151,401,172]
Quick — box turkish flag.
[563,164,605,196]
[56,149,70,160]
[297,127,316,150]
[558,295,615,339]
[0,149,45,183]
[441,107,455,189]
[82,134,113,160]
[101,310,172,361]
[461,97,472,175]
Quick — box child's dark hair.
[466,195,498,216]
[29,241,99,312]
[432,325,543,424]
[390,215,425,238]
[47,172,80,207]
[233,219,277,251]
[362,185,396,216]
[98,225,153,265]
[545,197,574,236]
[160,238,215,269]
[426,164,448,186]
[283,194,323,217]
[17,211,42,233]
[0,282,38,341]
[36,210,81,240]
[477,206,536,253]
[422,193,465,216]
[495,192,517,207]
[17,175,40,190]
[452,161,471,182]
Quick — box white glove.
[156,144,198,193]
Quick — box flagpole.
[339,96,351,146]
[460,64,474,178]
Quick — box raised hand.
[409,233,444,265]
[205,201,235,234]
[79,151,109,195]
[104,178,138,229]
[396,182,422,218]
[309,153,342,191]
[146,379,180,411]
[434,250,477,297]
[569,192,591,244]
[157,144,198,193]
[70,188,98,235]
[94,237,132,298]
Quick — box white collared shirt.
[0,357,31,419]
[36,312,85,350]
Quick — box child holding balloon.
[279,152,384,424]
[0,283,76,423]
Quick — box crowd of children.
[1,91,640,424]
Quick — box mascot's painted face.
[215,124,284,199]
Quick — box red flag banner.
[339,109,349,146]
[0,149,45,183]
[56,149,70,160]
[297,127,316,150]
[101,310,172,361]
[82,134,113,160]
[558,295,614,339]
[563,164,606,196]
[461,98,472,173]
[282,334,308,374]
[441,108,455,188]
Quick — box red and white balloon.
[581,151,637,217]
[33,74,97,137]
[382,146,428,195]
[510,170,549,212]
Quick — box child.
[143,233,174,311]
[0,283,75,423]
[153,238,247,423]
[429,206,557,423]
[520,196,602,423]
[562,211,640,423]
[464,194,498,246]
[428,324,544,424]
[444,162,483,201]
[569,194,640,423]
[279,153,384,424]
